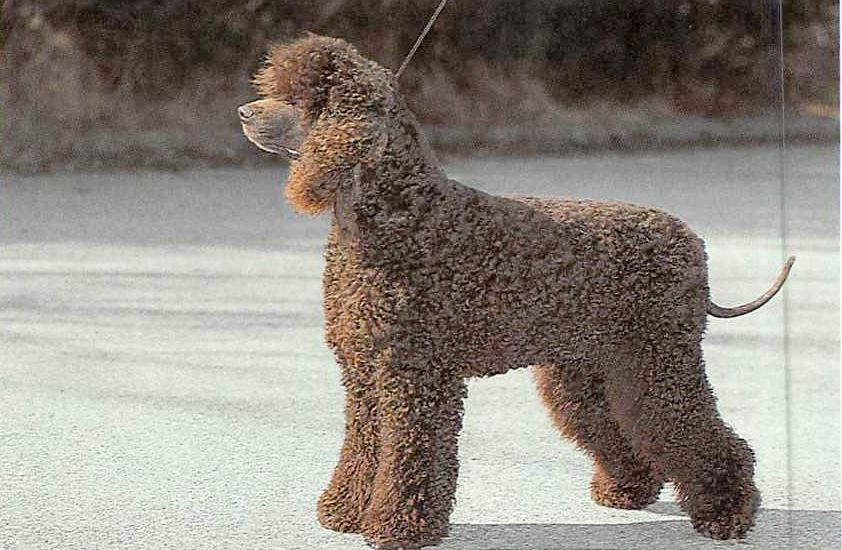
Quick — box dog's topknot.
[252,33,393,121]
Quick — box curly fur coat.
[238,34,793,549]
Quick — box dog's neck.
[329,105,458,265]
[331,163,447,268]
[339,107,444,213]
[381,106,444,180]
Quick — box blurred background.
[1,0,837,171]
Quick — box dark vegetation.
[1,0,837,172]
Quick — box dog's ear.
[284,112,388,214]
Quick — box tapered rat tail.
[707,256,795,318]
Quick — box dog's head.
[239,34,396,214]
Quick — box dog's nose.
[238,105,254,121]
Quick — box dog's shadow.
[438,505,841,550]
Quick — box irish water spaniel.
[238,34,794,549]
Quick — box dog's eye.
[287,98,300,106]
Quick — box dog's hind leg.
[534,361,664,510]
[605,336,760,539]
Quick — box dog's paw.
[590,469,662,510]
[690,485,760,540]
[360,512,447,550]
[317,490,363,534]
[364,536,443,550]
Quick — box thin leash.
[395,0,450,79]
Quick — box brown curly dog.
[238,33,794,549]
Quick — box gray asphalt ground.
[1,145,839,549]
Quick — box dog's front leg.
[361,361,466,549]
[317,352,380,534]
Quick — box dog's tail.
[707,256,795,318]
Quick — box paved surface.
[1,145,838,549]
